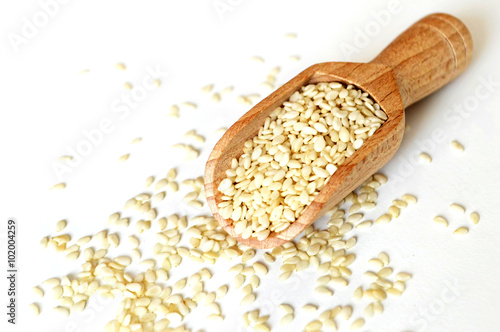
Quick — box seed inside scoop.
[217,82,387,240]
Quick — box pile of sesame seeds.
[216,82,387,241]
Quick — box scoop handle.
[371,13,473,108]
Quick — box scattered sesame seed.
[211,93,221,102]
[302,304,318,312]
[433,216,449,227]
[280,313,294,326]
[201,84,214,93]
[181,102,197,109]
[350,318,365,330]
[29,303,40,316]
[419,152,432,163]
[261,82,274,90]
[51,183,66,190]
[356,220,373,229]
[453,226,469,235]
[131,137,142,144]
[145,176,155,187]
[402,194,417,204]
[153,78,162,87]
[115,63,126,70]
[55,219,67,232]
[376,214,392,224]
[32,286,44,299]
[167,105,180,118]
[451,140,464,152]
[450,203,466,214]
[251,56,265,63]
[58,155,73,161]
[118,154,130,162]
[470,211,480,224]
[221,86,234,95]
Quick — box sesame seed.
[216,285,228,299]
[115,63,126,70]
[118,154,130,162]
[201,84,214,93]
[53,306,70,316]
[315,286,334,296]
[433,216,449,227]
[451,140,465,151]
[130,138,143,146]
[241,293,256,305]
[181,102,197,109]
[419,152,432,163]
[302,304,318,312]
[341,305,353,319]
[305,320,322,331]
[356,220,373,229]
[450,203,466,214]
[29,303,40,316]
[453,226,469,235]
[55,219,67,232]
[368,258,384,268]
[387,287,403,296]
[378,252,390,266]
[167,105,180,118]
[470,211,480,224]
[221,86,234,95]
[51,183,66,190]
[383,206,398,220]
[33,286,44,300]
[279,304,294,314]
[280,314,294,326]
[353,286,363,300]
[402,194,417,204]
[376,214,392,224]
[251,56,265,63]
[58,155,73,161]
[211,93,221,102]
[350,318,365,330]
[395,272,412,281]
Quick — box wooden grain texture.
[372,13,473,108]
[205,13,473,249]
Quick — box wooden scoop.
[204,13,473,249]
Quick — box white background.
[1,0,500,331]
